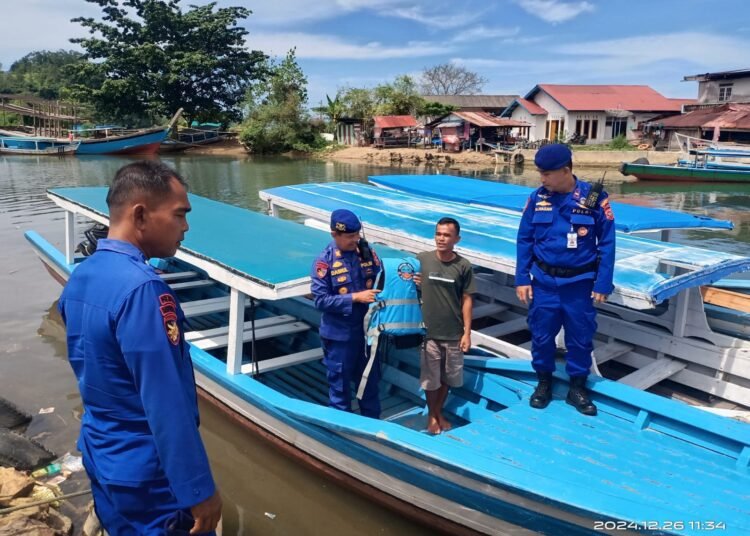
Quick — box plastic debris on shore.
[0,466,73,535]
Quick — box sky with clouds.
[2,0,749,106]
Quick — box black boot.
[529,372,553,409]
[566,376,597,416]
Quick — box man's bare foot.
[427,415,441,434]
[438,414,452,431]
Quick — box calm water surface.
[1,154,749,534]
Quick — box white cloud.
[0,0,98,67]
[451,26,521,42]
[515,0,594,24]
[384,6,482,29]
[245,0,400,25]
[246,32,453,60]
[558,32,750,68]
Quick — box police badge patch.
[159,293,180,346]
[600,198,615,221]
[316,261,328,278]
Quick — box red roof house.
[502,85,687,143]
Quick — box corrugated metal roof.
[532,85,683,112]
[373,115,417,128]
[683,69,750,82]
[655,103,750,129]
[516,98,547,115]
[453,111,529,127]
[421,95,518,109]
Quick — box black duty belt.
[534,259,598,278]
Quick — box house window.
[719,83,733,102]
[575,119,583,135]
[610,118,627,138]
[590,120,598,140]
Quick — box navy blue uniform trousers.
[529,278,597,378]
[322,333,381,418]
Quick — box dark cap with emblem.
[330,209,361,233]
[534,143,573,171]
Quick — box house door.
[546,120,560,141]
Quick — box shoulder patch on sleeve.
[159,293,180,346]
[600,198,615,220]
[316,261,329,278]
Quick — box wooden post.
[226,288,246,375]
[64,211,75,265]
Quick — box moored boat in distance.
[0,136,79,156]
[620,158,750,182]
[26,187,750,535]
[74,126,169,155]
[73,108,183,155]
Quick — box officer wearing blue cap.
[515,143,616,416]
[58,161,222,534]
[311,209,383,417]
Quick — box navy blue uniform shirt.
[515,178,616,294]
[58,239,215,507]
[311,242,381,341]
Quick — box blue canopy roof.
[368,174,734,233]
[260,182,750,309]
[48,187,404,299]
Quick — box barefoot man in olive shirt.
[415,217,476,434]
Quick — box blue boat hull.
[75,128,168,155]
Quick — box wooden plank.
[241,348,324,375]
[185,315,296,342]
[593,341,634,365]
[159,271,199,281]
[479,316,528,338]
[619,357,687,390]
[169,280,215,291]
[702,286,750,314]
[193,321,310,351]
[471,330,532,359]
[615,351,750,407]
[471,302,508,320]
[381,365,423,397]
[181,296,252,318]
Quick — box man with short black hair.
[516,143,616,416]
[59,161,222,534]
[416,217,475,434]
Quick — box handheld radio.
[582,172,606,209]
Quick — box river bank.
[186,139,680,173]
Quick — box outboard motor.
[75,223,109,256]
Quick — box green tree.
[339,87,375,121]
[69,0,267,125]
[239,49,325,154]
[0,50,87,99]
[373,75,422,116]
[312,93,344,123]
[417,100,457,118]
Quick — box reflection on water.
[2,153,749,534]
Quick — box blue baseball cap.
[330,209,361,233]
[534,143,573,171]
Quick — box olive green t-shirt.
[417,251,476,341]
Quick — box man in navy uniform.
[58,161,222,534]
[311,209,382,418]
[515,144,616,416]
